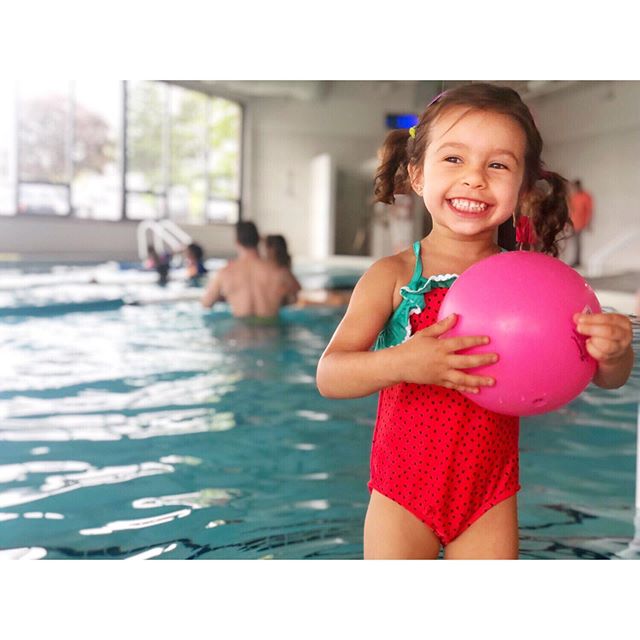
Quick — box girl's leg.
[363,490,441,559]
[443,494,519,560]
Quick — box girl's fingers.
[443,335,491,352]
[440,381,480,394]
[585,339,608,361]
[447,370,495,388]
[448,352,499,370]
[421,313,458,337]
[575,313,633,340]
[587,337,626,361]
[574,312,630,327]
[576,322,630,341]
[589,335,623,351]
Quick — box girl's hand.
[574,312,633,364]
[397,313,498,394]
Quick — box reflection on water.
[80,508,192,536]
[0,303,370,559]
[0,461,175,509]
[0,302,638,559]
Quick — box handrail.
[137,220,193,260]
[586,226,640,277]
[616,403,640,558]
[160,219,192,245]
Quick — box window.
[0,84,16,216]
[126,80,167,220]
[17,81,71,215]
[207,97,242,222]
[72,82,123,221]
[169,86,207,223]
[126,81,242,224]
[1,81,243,223]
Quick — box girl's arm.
[316,257,402,398]
[574,312,634,389]
[316,257,499,399]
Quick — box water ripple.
[0,301,638,559]
[80,508,192,536]
[0,461,175,509]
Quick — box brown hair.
[236,221,260,248]
[265,234,292,268]
[373,83,569,256]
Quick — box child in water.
[316,83,634,560]
[184,242,207,286]
[145,245,171,287]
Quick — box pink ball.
[437,252,601,416]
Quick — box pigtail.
[373,129,413,205]
[520,169,570,257]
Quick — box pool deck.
[582,270,639,316]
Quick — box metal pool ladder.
[137,220,192,260]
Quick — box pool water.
[0,295,639,559]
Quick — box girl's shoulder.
[366,247,415,281]
[353,247,416,305]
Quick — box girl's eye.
[490,162,509,170]
[444,156,461,163]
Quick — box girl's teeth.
[450,198,488,212]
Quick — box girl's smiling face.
[411,106,527,238]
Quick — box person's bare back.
[201,221,300,319]
[201,251,299,318]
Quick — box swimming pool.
[0,272,639,559]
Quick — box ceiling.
[170,79,581,104]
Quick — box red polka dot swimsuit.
[368,242,520,546]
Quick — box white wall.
[0,216,236,262]
[527,81,640,272]
[308,153,336,258]
[245,81,419,256]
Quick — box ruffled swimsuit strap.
[407,240,424,287]
[374,241,457,350]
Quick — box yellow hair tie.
[409,126,416,139]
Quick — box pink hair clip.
[515,216,536,247]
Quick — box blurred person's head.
[186,242,204,263]
[235,221,260,249]
[265,234,291,268]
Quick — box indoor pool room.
[2,79,640,563]
[5,8,640,640]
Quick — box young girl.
[184,242,208,285]
[316,83,634,560]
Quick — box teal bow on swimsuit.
[374,241,508,351]
[374,241,457,351]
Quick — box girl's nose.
[462,167,487,189]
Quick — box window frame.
[6,80,244,224]
[122,81,245,225]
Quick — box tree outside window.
[4,81,242,223]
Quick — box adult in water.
[264,234,302,305]
[201,221,301,319]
